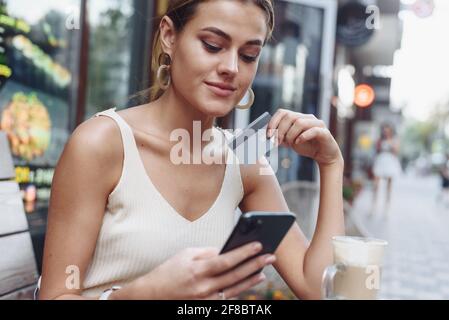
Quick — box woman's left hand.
[267,109,343,168]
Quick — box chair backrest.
[0,132,15,180]
[281,180,320,240]
[0,132,39,300]
[281,180,368,238]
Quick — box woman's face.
[382,126,393,139]
[160,0,268,117]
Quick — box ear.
[159,16,177,56]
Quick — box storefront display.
[0,0,81,206]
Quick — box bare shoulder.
[69,115,121,157]
[58,114,124,194]
[114,104,152,131]
[70,104,152,161]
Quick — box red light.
[354,84,375,108]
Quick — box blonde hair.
[141,0,275,102]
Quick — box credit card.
[228,112,272,150]
[228,112,277,165]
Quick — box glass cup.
[321,236,388,300]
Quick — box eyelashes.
[202,40,221,52]
[201,40,258,63]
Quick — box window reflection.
[250,1,324,183]
[85,0,134,119]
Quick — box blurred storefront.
[332,0,403,181]
[0,0,156,273]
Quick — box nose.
[217,50,239,77]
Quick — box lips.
[204,81,236,98]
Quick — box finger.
[268,110,314,131]
[211,254,276,291]
[267,110,314,140]
[206,272,266,300]
[295,127,330,145]
[267,109,288,137]
[193,247,220,260]
[224,272,266,299]
[201,242,263,276]
[285,118,326,146]
[277,113,297,145]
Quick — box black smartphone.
[220,211,296,273]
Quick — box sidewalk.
[350,171,449,299]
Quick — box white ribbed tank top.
[81,108,244,297]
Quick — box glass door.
[0,0,82,203]
[234,0,337,184]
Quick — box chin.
[197,101,234,118]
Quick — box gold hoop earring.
[236,88,255,110]
[157,53,172,90]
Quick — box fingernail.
[253,242,262,251]
[259,273,266,280]
[265,255,276,264]
[295,138,300,144]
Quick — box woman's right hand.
[111,242,275,300]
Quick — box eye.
[202,40,259,63]
[241,55,258,63]
[202,40,221,53]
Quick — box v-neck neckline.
[113,109,231,224]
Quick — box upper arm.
[39,116,122,299]
[238,157,311,298]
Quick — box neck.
[146,87,220,157]
[151,87,215,138]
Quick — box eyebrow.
[200,27,263,46]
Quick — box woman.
[38,0,344,300]
[372,123,402,215]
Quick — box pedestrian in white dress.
[371,123,402,215]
